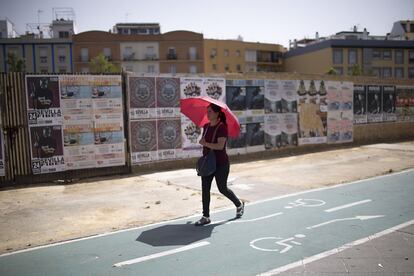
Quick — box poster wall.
[0,102,4,176]
[382,86,397,122]
[297,79,328,145]
[26,75,125,174]
[327,81,354,144]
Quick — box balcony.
[145,54,158,60]
[123,53,135,61]
[167,53,177,60]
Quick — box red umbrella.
[180,96,240,138]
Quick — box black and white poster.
[382,85,397,122]
[264,113,298,149]
[26,75,62,125]
[157,119,182,160]
[226,79,247,120]
[367,85,383,123]
[228,124,247,155]
[353,85,367,124]
[129,76,156,119]
[130,120,158,164]
[29,125,65,174]
[0,129,4,176]
[246,122,265,152]
[156,77,181,118]
[246,80,265,117]
[203,78,226,102]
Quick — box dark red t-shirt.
[202,123,229,166]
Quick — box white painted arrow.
[306,215,385,230]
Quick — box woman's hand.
[199,138,207,146]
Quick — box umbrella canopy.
[180,96,240,138]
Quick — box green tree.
[349,64,363,76]
[90,53,120,73]
[6,52,25,72]
[326,67,337,75]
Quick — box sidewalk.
[1,141,414,256]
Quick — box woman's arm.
[200,137,227,150]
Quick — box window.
[189,65,197,74]
[169,65,177,74]
[103,48,111,60]
[383,49,391,60]
[395,67,404,79]
[59,67,67,73]
[81,48,89,62]
[372,67,381,77]
[146,46,155,59]
[224,64,230,71]
[212,64,217,70]
[245,50,257,62]
[59,31,69,38]
[348,49,357,65]
[147,65,155,73]
[363,48,373,64]
[167,48,177,59]
[409,50,414,64]
[332,49,343,64]
[39,48,48,63]
[395,50,404,64]
[210,48,217,57]
[237,64,241,71]
[224,49,229,57]
[189,47,197,60]
[382,67,392,78]
[409,68,414,79]
[333,67,343,75]
[236,50,241,57]
[124,47,133,60]
[372,49,381,59]
[411,24,414,33]
[58,48,66,63]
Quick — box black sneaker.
[195,216,211,226]
[236,201,245,218]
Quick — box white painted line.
[258,218,414,275]
[324,199,372,213]
[1,168,413,258]
[306,215,385,230]
[213,212,283,225]
[113,241,210,267]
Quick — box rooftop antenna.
[37,9,43,30]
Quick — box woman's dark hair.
[209,103,227,125]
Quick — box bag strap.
[211,122,222,143]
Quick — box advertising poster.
[156,77,181,118]
[130,120,158,164]
[353,85,367,124]
[297,79,328,145]
[180,77,203,158]
[396,86,411,122]
[157,119,182,160]
[180,77,203,99]
[281,80,299,113]
[60,75,93,122]
[367,85,383,123]
[246,122,265,152]
[29,125,65,174]
[228,124,247,155]
[94,119,125,167]
[226,79,247,120]
[63,121,95,170]
[181,116,202,158]
[203,78,226,102]
[26,75,62,125]
[265,80,282,114]
[264,113,298,150]
[245,80,265,118]
[382,85,397,122]
[128,77,156,120]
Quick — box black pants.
[201,162,241,218]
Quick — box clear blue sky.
[1,0,413,47]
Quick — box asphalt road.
[1,169,413,276]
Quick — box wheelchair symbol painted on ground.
[284,198,326,209]
[250,234,306,253]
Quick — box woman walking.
[195,103,244,226]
